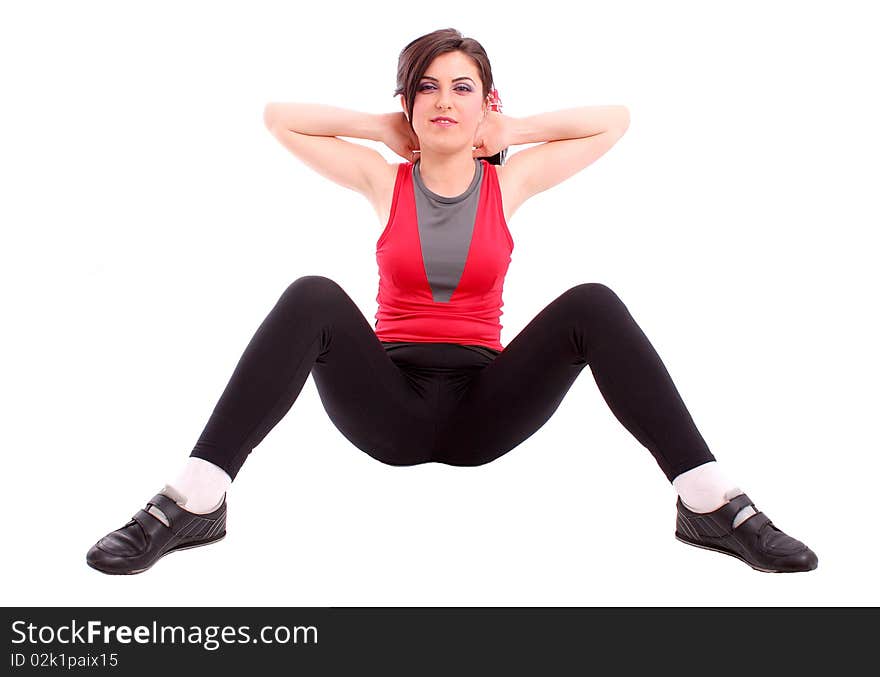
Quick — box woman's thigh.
[194,275,437,477]
[304,278,438,465]
[434,284,597,465]
[435,282,715,480]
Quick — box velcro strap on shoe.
[706,493,757,533]
[145,493,184,528]
[731,509,770,535]
[131,509,169,544]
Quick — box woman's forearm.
[263,102,388,141]
[508,105,630,145]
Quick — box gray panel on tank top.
[412,158,483,303]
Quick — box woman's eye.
[418,84,472,92]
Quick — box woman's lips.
[431,119,457,126]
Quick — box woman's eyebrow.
[421,75,476,84]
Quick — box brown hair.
[394,27,495,130]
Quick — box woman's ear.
[400,95,409,121]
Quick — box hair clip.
[487,87,502,113]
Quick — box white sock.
[168,456,231,514]
[672,461,757,528]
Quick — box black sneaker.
[86,485,227,575]
[675,492,818,573]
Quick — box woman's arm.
[263,103,398,201]
[507,105,630,145]
[493,105,631,216]
[263,102,389,140]
[264,103,417,161]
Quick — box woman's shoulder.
[368,161,408,229]
[489,161,523,224]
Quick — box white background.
[2,0,877,606]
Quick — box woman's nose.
[435,90,453,110]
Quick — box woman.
[86,28,817,575]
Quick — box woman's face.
[404,50,486,152]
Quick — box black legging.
[190,275,716,483]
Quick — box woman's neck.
[415,150,477,198]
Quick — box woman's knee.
[279,275,346,307]
[564,282,624,313]
[557,283,636,330]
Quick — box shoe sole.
[675,531,785,573]
[86,531,227,576]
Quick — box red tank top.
[374,159,514,352]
